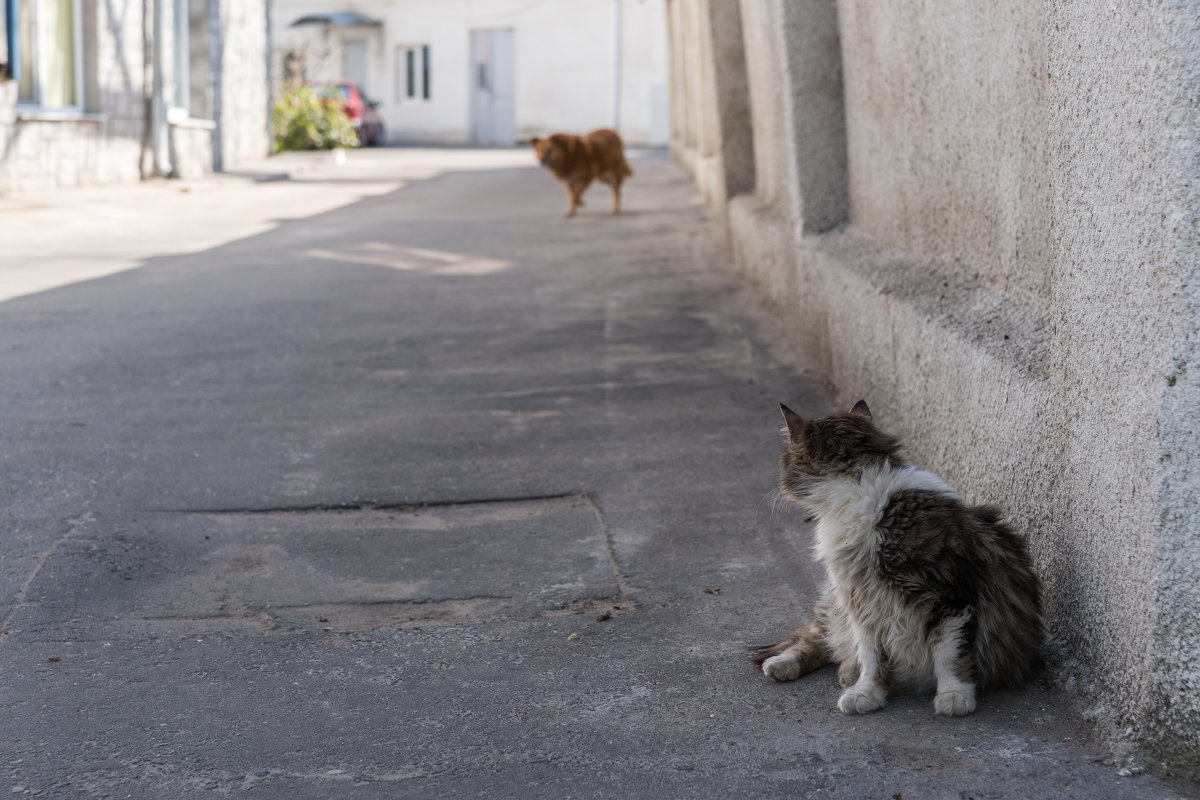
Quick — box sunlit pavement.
[0,148,1192,798]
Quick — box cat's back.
[874,484,1038,586]
[873,481,1044,686]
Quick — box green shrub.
[273,86,360,152]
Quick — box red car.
[311,82,386,146]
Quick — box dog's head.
[529,134,575,172]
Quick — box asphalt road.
[0,148,1194,798]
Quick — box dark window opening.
[421,44,429,99]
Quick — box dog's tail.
[621,161,634,179]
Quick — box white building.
[272,0,669,146]
[0,0,272,196]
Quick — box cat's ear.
[849,400,872,419]
[779,403,806,441]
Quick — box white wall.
[220,0,272,168]
[272,0,669,146]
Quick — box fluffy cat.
[751,400,1043,716]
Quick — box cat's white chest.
[808,466,957,564]
[807,467,896,566]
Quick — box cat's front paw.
[934,690,976,717]
[762,653,801,682]
[837,685,887,714]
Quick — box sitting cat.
[751,401,1043,716]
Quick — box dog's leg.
[565,180,589,218]
[564,184,579,217]
[610,178,622,214]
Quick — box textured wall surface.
[663,0,749,221]
[218,0,270,169]
[665,0,1200,777]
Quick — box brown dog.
[530,129,633,217]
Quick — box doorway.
[343,38,368,94]
[471,29,514,146]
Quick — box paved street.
[0,149,1194,798]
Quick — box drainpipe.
[4,0,18,83]
[209,0,222,171]
[265,0,274,156]
[150,0,173,176]
[612,0,621,134]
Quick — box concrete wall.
[666,0,1200,777]
[216,0,271,169]
[664,0,750,223]
[272,0,670,146]
[171,120,216,179]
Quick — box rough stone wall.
[665,0,1200,776]
[1038,2,1200,772]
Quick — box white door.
[471,29,515,146]
[344,39,368,94]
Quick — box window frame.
[1,0,14,80]
[16,0,84,112]
[395,43,430,104]
[170,0,190,116]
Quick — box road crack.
[152,492,585,515]
[1,512,93,640]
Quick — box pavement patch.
[7,495,620,641]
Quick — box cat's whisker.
[756,487,781,520]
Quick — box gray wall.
[666,0,1200,776]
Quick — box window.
[186,0,212,119]
[395,44,430,102]
[1,0,13,79]
[171,0,188,112]
[16,0,83,110]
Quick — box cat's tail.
[746,642,781,667]
[971,504,1003,526]
[972,506,1045,688]
[746,620,830,682]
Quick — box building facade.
[272,0,669,146]
[666,0,1200,777]
[0,0,272,196]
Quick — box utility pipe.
[150,0,172,176]
[612,0,621,133]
